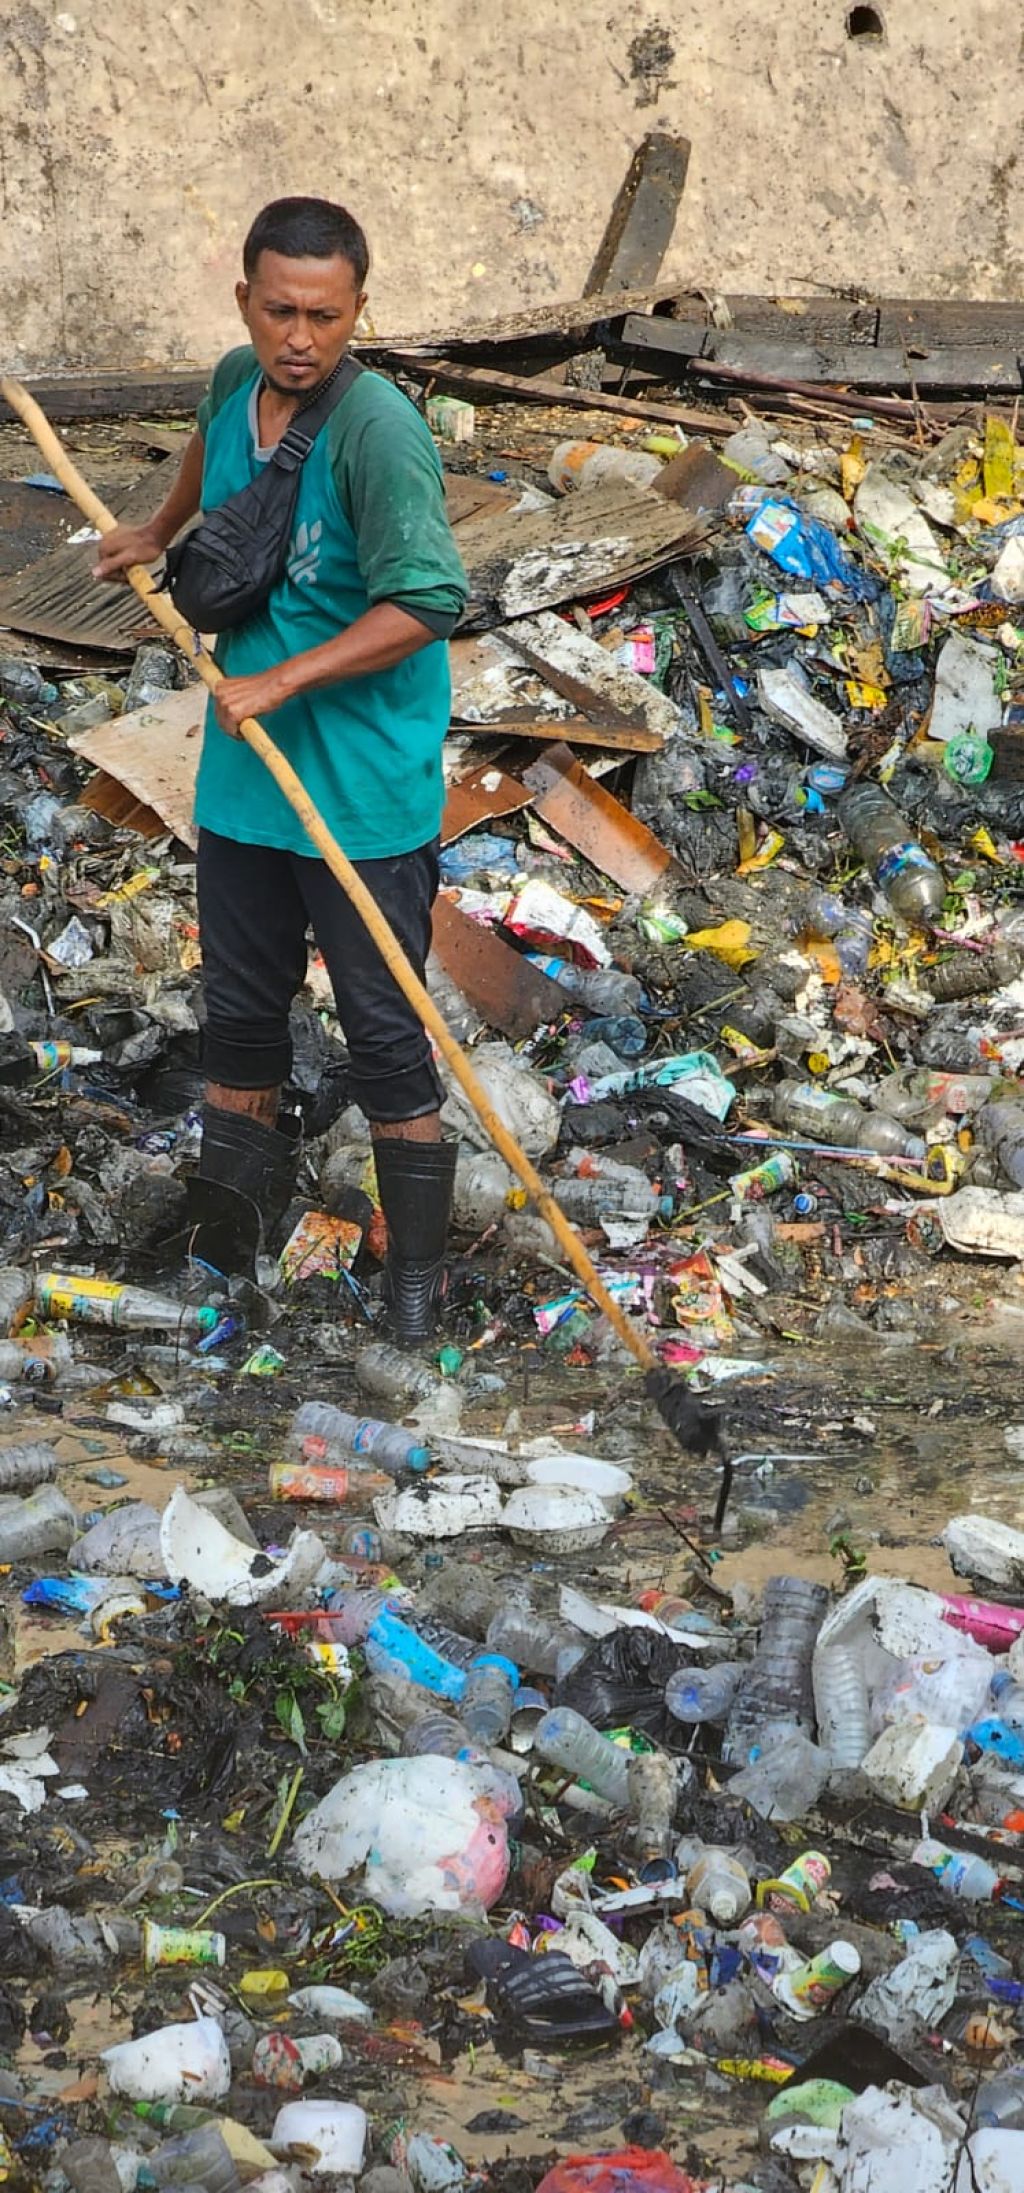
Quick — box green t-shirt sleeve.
[196,345,259,438]
[330,378,468,624]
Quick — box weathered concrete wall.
[1,0,1021,373]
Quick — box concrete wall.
[2,0,1021,373]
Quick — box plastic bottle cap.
[195,1305,220,1335]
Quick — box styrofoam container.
[944,1514,1024,1598]
[160,1485,326,1608]
[102,2014,231,2103]
[524,1452,633,1510]
[860,1717,964,1812]
[501,1484,611,1551]
[374,1473,504,1539]
[271,2100,367,2177]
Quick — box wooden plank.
[441,763,533,845]
[706,334,1020,393]
[69,682,204,846]
[4,369,208,424]
[453,715,665,752]
[387,353,734,436]
[0,470,167,649]
[501,612,680,741]
[878,299,1024,348]
[431,894,565,1037]
[586,131,691,297]
[444,474,517,525]
[523,741,678,893]
[456,479,699,624]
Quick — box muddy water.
[1,1295,1021,2183]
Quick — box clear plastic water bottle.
[401,1711,472,1758]
[686,1847,752,1923]
[486,1604,586,1678]
[553,1176,672,1224]
[354,1340,446,1409]
[420,1560,527,1640]
[34,1273,217,1334]
[773,1080,925,1161]
[0,1442,59,1492]
[870,1066,994,1127]
[0,1268,32,1334]
[813,1644,872,1768]
[287,1400,429,1476]
[323,1587,400,1643]
[912,1837,1004,1901]
[975,2068,1024,2130]
[926,943,1022,1002]
[523,957,645,1016]
[0,1485,79,1561]
[800,891,874,979]
[462,1655,517,1745]
[725,1576,829,1765]
[665,1663,743,1727]
[976,1100,1024,1189]
[580,1015,647,1060]
[150,2122,240,2193]
[534,1706,631,1805]
[61,2139,123,2193]
[452,1151,519,1232]
[838,780,945,927]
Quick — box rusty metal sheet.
[0,471,165,650]
[523,740,679,894]
[431,894,565,1038]
[442,762,533,846]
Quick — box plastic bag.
[535,2150,704,2193]
[556,1626,695,1739]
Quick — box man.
[97,195,468,1341]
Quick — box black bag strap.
[271,351,364,474]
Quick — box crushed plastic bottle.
[286,1399,430,1475]
[839,779,946,927]
[534,1707,632,1805]
[725,1575,829,1763]
[773,1080,926,1160]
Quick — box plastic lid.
[195,1305,220,1335]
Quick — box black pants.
[197,829,443,1123]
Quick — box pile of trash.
[2,379,1024,2189]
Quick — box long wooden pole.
[1,373,659,1374]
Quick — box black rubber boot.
[185,1103,301,1276]
[374,1135,457,1345]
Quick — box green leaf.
[276,1689,307,1756]
[316,1698,347,1742]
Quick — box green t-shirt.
[192,346,468,859]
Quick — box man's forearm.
[149,430,206,548]
[275,603,432,701]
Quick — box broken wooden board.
[441,762,533,845]
[523,741,679,894]
[70,682,205,846]
[615,312,1021,398]
[453,715,665,752]
[4,369,207,424]
[502,612,679,741]
[386,354,733,437]
[456,482,700,625]
[444,474,517,526]
[0,470,166,650]
[431,894,565,1038]
[586,131,691,297]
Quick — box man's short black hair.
[243,197,369,286]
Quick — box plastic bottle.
[838,780,945,927]
[725,1576,829,1764]
[0,1441,59,1491]
[322,1587,401,1643]
[452,1150,519,1231]
[354,1340,447,1408]
[286,1399,430,1476]
[912,1837,1004,1901]
[637,1590,694,1628]
[799,891,874,979]
[486,1604,586,1679]
[34,1273,217,1334]
[579,1015,647,1060]
[772,1079,926,1160]
[365,1608,516,1702]
[813,1645,872,1768]
[0,1485,78,1561]
[665,1663,743,1727]
[401,1711,473,1757]
[150,2124,240,2193]
[926,943,1023,1003]
[534,1706,631,1805]
[553,1176,672,1224]
[269,1460,391,1503]
[123,642,180,712]
[687,1847,752,1923]
[61,2139,123,2193]
[0,659,58,707]
[419,1561,527,1640]
[975,2068,1024,2131]
[627,1751,679,1859]
[0,1268,31,1334]
[523,956,645,1016]
[976,1100,1024,1189]
[563,1148,655,1190]
[871,1066,994,1127]
[548,440,663,495]
[989,1671,1024,1729]
[462,1655,517,1745]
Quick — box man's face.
[236,250,367,397]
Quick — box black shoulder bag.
[164,352,363,631]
